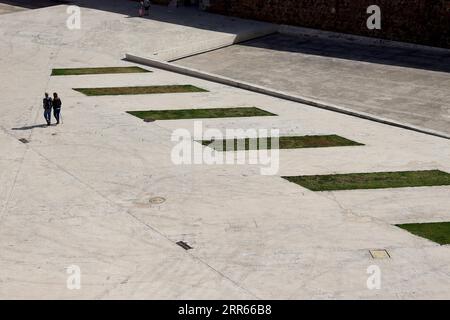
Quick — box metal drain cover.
[149,196,166,205]
[176,241,192,250]
[18,138,29,144]
[370,249,391,259]
[144,118,155,123]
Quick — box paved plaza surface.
[0,3,24,14]
[0,2,450,299]
[178,33,450,136]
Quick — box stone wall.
[206,0,450,48]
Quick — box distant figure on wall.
[52,92,62,125]
[144,0,151,16]
[139,0,150,16]
[139,1,144,16]
[43,92,53,126]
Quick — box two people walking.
[43,92,62,126]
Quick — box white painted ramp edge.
[125,53,450,140]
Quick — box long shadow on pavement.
[12,124,49,130]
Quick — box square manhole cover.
[370,249,390,259]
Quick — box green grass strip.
[74,85,207,96]
[283,170,450,191]
[127,107,276,120]
[52,67,150,76]
[396,222,450,245]
[202,135,363,151]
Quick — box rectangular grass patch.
[127,107,276,121]
[202,135,363,151]
[74,85,207,96]
[283,170,450,191]
[396,222,450,245]
[52,66,150,76]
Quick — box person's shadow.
[11,124,49,130]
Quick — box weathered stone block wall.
[207,0,450,48]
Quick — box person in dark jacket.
[52,92,62,125]
[43,92,53,126]
[143,0,150,15]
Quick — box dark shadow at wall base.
[206,0,450,50]
[0,0,71,9]
[239,33,450,74]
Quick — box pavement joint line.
[125,53,450,141]
[1,133,259,299]
[0,138,28,223]
[125,209,261,300]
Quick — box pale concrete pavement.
[0,4,25,15]
[178,33,450,135]
[0,3,449,299]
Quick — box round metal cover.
[149,196,166,204]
